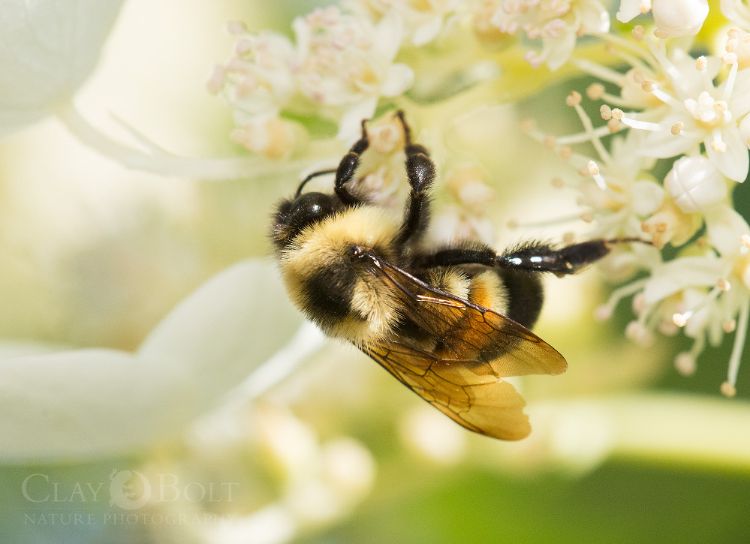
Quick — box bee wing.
[355,249,568,440]
[360,339,531,440]
[360,250,567,377]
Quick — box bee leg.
[412,246,497,268]
[412,246,544,329]
[334,119,370,206]
[394,110,435,247]
[414,238,647,276]
[497,238,647,276]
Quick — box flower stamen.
[725,298,749,393]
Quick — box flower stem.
[530,394,750,473]
[57,104,315,181]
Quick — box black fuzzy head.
[271,192,342,249]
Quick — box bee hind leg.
[412,244,544,328]
[413,238,648,276]
[497,238,649,276]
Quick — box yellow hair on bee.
[424,268,471,301]
[283,206,400,264]
[423,268,508,315]
[469,270,509,315]
[279,206,403,343]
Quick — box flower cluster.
[490,0,610,69]
[209,0,617,156]
[208,1,750,396]
[7,2,750,541]
[209,5,416,153]
[527,18,750,395]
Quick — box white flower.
[524,96,660,241]
[0,261,302,462]
[428,164,498,245]
[722,0,750,31]
[294,6,414,141]
[640,197,703,248]
[617,0,709,37]
[348,0,464,46]
[604,211,750,394]
[530,75,750,393]
[211,28,297,117]
[491,0,610,69]
[210,27,305,158]
[593,46,750,182]
[723,28,750,69]
[616,0,651,23]
[339,113,411,207]
[212,6,416,148]
[399,405,466,464]
[230,114,305,160]
[0,0,124,136]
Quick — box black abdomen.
[499,268,544,329]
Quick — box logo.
[108,470,151,510]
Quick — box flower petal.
[412,16,444,46]
[373,12,405,62]
[0,0,124,136]
[643,256,723,304]
[138,259,302,403]
[542,30,577,70]
[631,180,665,216]
[616,0,647,22]
[337,97,378,142]
[381,64,415,97]
[705,126,749,182]
[704,205,750,255]
[579,0,611,33]
[0,259,302,462]
[729,68,750,119]
[641,121,698,158]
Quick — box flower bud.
[724,28,750,69]
[652,0,709,37]
[231,116,305,160]
[664,156,728,213]
[674,352,696,376]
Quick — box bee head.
[271,191,341,249]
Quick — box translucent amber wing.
[353,250,568,439]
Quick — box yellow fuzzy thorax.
[278,206,403,343]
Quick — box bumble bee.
[272,111,634,440]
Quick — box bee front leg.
[394,110,435,247]
[334,120,370,206]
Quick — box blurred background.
[1,1,749,543]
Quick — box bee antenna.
[295,168,338,198]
